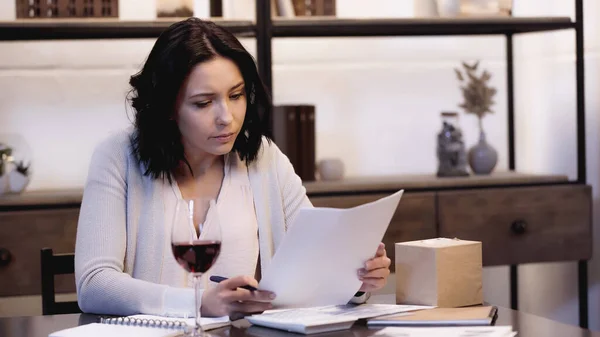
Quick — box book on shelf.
[272,104,316,181]
[299,105,316,181]
[48,314,230,337]
[366,305,498,327]
[292,0,336,16]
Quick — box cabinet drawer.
[438,185,592,266]
[309,192,437,270]
[0,208,80,296]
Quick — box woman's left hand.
[358,242,391,292]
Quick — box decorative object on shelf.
[157,0,193,18]
[498,0,513,16]
[317,158,344,181]
[0,134,33,195]
[292,0,335,16]
[455,60,498,175]
[0,144,13,195]
[272,105,316,181]
[8,160,31,194]
[15,0,118,19]
[435,0,461,17]
[274,0,296,18]
[436,112,469,177]
[460,0,512,17]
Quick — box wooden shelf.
[19,176,569,202]
[304,171,572,196]
[0,172,574,208]
[0,189,82,209]
[0,18,255,41]
[0,16,574,41]
[273,16,575,37]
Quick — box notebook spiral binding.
[100,316,188,330]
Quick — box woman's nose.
[216,100,233,125]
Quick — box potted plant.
[9,160,30,194]
[455,60,498,174]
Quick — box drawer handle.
[0,248,12,267]
[511,220,528,235]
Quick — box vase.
[468,131,498,175]
[8,170,30,194]
[0,173,7,195]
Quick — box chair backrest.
[40,247,82,315]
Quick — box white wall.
[1,0,599,329]
[0,1,16,20]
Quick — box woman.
[74,17,391,320]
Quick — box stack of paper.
[367,306,498,327]
[246,304,432,334]
[371,326,516,337]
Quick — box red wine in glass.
[171,240,222,274]
[171,198,222,336]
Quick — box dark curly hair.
[128,17,271,182]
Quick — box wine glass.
[171,198,222,337]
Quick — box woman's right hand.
[200,275,275,320]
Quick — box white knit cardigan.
[75,129,312,317]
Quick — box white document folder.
[258,189,404,309]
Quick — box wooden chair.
[40,248,81,315]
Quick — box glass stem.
[193,274,204,336]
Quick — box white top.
[74,128,313,318]
[161,153,259,290]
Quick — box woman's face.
[174,56,247,158]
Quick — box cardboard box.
[395,238,483,308]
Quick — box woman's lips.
[213,133,234,143]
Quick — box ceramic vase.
[8,170,30,193]
[468,131,498,175]
[0,173,7,195]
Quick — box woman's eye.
[194,101,210,108]
[230,93,244,100]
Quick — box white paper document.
[372,326,516,337]
[258,190,404,308]
[246,303,431,335]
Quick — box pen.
[209,275,258,291]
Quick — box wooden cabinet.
[0,190,82,298]
[305,173,593,268]
[0,208,80,297]
[438,185,592,266]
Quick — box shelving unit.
[253,0,589,328]
[0,0,590,328]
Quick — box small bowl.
[317,158,345,181]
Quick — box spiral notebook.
[48,314,230,337]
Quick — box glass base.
[175,327,213,337]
